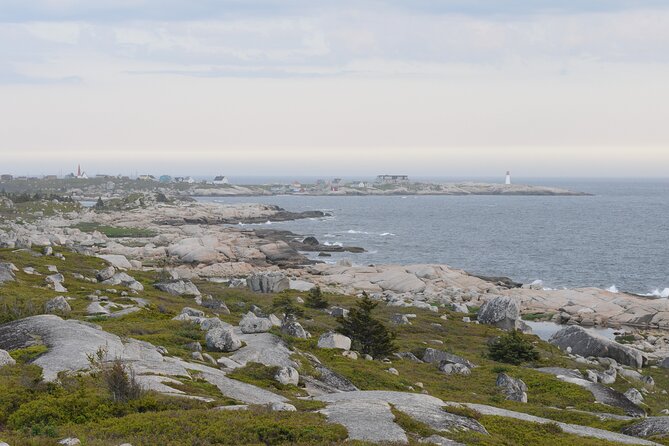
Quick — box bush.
[336,294,396,358]
[305,286,328,309]
[488,330,540,365]
[272,295,304,317]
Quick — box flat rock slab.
[0,315,287,406]
[316,391,486,445]
[320,399,409,444]
[623,417,669,439]
[230,330,297,368]
[536,367,645,417]
[456,403,660,445]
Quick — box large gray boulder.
[0,262,17,284]
[274,366,299,386]
[96,266,116,282]
[155,279,201,296]
[280,316,309,339]
[102,272,144,291]
[205,326,242,352]
[496,373,528,403]
[477,296,529,331]
[97,254,133,269]
[0,348,16,367]
[549,326,646,368]
[45,296,71,314]
[421,348,475,369]
[318,332,352,350]
[239,312,273,334]
[622,417,669,438]
[246,272,290,294]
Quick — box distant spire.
[77,164,81,177]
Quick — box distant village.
[0,166,429,191]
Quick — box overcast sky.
[1,1,669,177]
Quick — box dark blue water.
[197,179,669,295]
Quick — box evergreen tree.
[336,294,397,358]
[305,286,328,309]
[95,197,105,209]
[488,330,539,365]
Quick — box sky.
[1,1,669,178]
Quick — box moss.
[10,345,49,364]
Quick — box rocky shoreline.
[2,191,669,445]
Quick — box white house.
[213,175,229,185]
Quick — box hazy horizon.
[2,1,669,177]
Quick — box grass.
[2,245,668,445]
[71,222,157,238]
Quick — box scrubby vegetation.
[487,330,540,365]
[305,285,328,309]
[2,246,669,445]
[336,294,397,357]
[72,222,157,238]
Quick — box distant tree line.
[0,190,75,203]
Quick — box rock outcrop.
[318,332,352,350]
[477,296,529,332]
[155,279,201,296]
[496,373,528,403]
[246,272,289,294]
[549,326,646,368]
[205,326,242,352]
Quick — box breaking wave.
[606,285,619,293]
[642,288,669,298]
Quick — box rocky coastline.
[1,190,668,445]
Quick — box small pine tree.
[336,294,397,358]
[95,197,105,209]
[488,330,540,365]
[305,286,328,309]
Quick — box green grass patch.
[72,222,157,238]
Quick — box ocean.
[196,179,669,296]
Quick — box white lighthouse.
[505,171,511,185]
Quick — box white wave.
[265,220,272,225]
[379,232,396,237]
[345,229,369,234]
[324,241,343,247]
[642,288,669,298]
[323,234,336,238]
[606,285,619,293]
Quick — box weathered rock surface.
[280,316,309,339]
[316,391,487,445]
[623,417,669,439]
[549,326,646,368]
[97,254,133,269]
[421,348,475,369]
[477,296,529,331]
[318,332,352,350]
[274,366,299,386]
[496,373,528,403]
[536,367,645,417]
[0,348,16,367]
[0,262,17,283]
[205,326,242,352]
[45,296,71,314]
[239,312,273,334]
[155,279,201,296]
[456,403,658,445]
[246,272,289,293]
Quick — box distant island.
[0,172,589,199]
